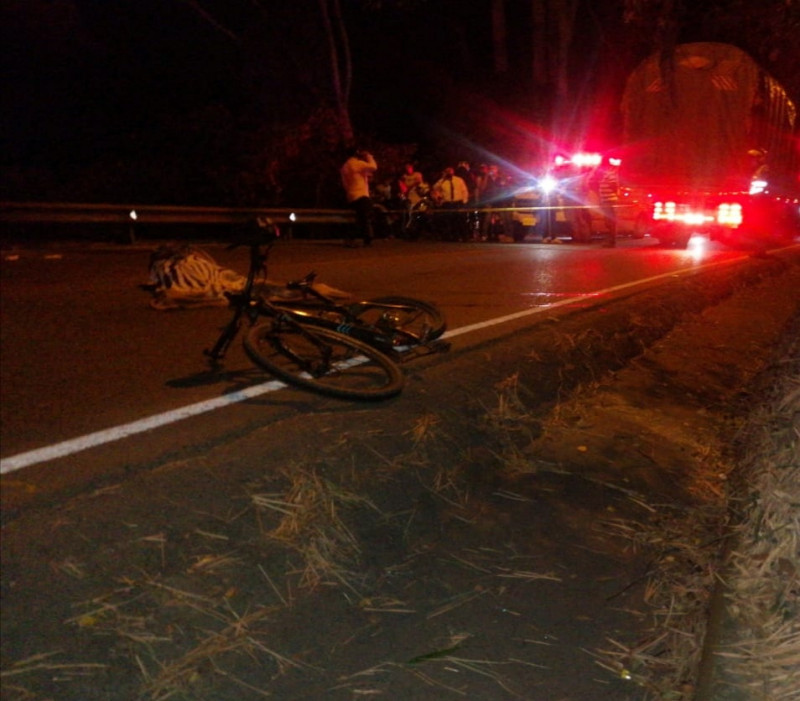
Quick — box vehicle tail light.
[653,201,714,225]
[653,201,677,221]
[717,203,743,227]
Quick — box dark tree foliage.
[1,0,796,206]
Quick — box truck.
[620,42,799,248]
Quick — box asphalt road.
[0,235,773,506]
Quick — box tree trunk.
[318,0,354,144]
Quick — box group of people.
[339,148,621,246]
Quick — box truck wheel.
[654,223,685,248]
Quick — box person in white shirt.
[340,147,378,246]
[433,167,470,241]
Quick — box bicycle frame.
[206,222,447,365]
[206,244,340,376]
[270,281,427,354]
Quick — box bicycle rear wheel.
[244,319,404,400]
[352,296,446,344]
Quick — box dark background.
[1,0,798,207]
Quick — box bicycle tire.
[352,296,446,344]
[244,319,404,400]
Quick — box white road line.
[0,379,285,474]
[443,252,742,338]
[0,252,751,475]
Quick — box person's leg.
[602,205,616,247]
[355,197,374,245]
[344,202,358,246]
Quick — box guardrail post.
[127,209,138,244]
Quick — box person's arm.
[359,152,377,174]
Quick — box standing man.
[340,146,378,247]
[433,166,470,241]
[597,159,620,247]
[397,162,426,230]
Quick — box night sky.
[1,1,614,162]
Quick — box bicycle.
[271,277,448,361]
[239,218,448,360]
[204,219,447,400]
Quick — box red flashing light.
[571,152,602,167]
[553,153,604,168]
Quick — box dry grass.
[0,652,108,681]
[333,632,528,698]
[64,571,307,700]
[405,412,443,447]
[252,466,380,592]
[590,337,800,698]
[137,605,298,701]
[713,368,800,699]
[593,502,726,699]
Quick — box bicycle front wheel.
[352,296,446,344]
[244,320,404,400]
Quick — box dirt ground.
[2,251,799,701]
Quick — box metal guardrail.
[0,201,355,225]
[0,201,357,243]
[0,200,599,245]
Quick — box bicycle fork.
[204,305,246,363]
[270,315,337,378]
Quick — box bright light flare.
[749,179,767,195]
[539,174,558,194]
[685,235,708,262]
[129,210,138,221]
[683,212,711,226]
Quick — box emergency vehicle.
[620,42,799,248]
